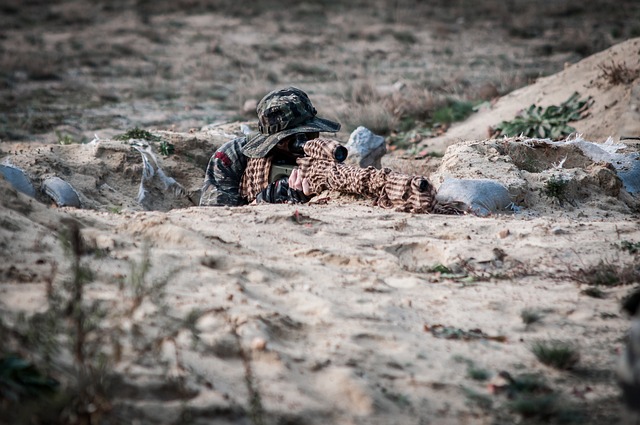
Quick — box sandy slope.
[421,38,640,154]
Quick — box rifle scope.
[288,134,348,163]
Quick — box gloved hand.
[255,177,309,204]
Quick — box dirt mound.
[420,38,640,154]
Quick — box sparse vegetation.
[597,61,640,86]
[574,259,640,287]
[531,340,580,370]
[0,222,194,423]
[468,366,491,381]
[581,286,606,298]
[543,175,569,202]
[490,371,582,423]
[492,92,593,139]
[431,99,478,125]
[56,131,79,145]
[521,308,544,326]
[114,127,161,142]
[114,127,175,156]
[620,240,640,255]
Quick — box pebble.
[251,337,267,351]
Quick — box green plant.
[391,30,417,44]
[467,366,491,381]
[580,286,605,298]
[462,386,493,409]
[520,308,544,326]
[543,175,569,201]
[492,92,593,139]
[114,127,161,142]
[0,355,59,402]
[531,340,580,370]
[491,371,581,423]
[620,240,640,255]
[56,131,77,145]
[114,127,174,156]
[432,99,476,124]
[159,140,175,156]
[0,222,191,423]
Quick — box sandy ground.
[2,2,640,424]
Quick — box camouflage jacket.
[199,137,249,206]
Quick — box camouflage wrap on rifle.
[298,138,463,214]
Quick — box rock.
[0,164,36,198]
[436,178,514,216]
[251,337,268,351]
[41,176,82,208]
[345,126,387,169]
[243,99,258,114]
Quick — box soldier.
[199,87,341,206]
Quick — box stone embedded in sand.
[41,176,82,208]
[432,137,640,214]
[0,164,36,198]
[345,126,387,169]
[436,178,514,216]
[251,337,268,351]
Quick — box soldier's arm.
[199,139,248,206]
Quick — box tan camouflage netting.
[240,157,272,200]
[241,138,462,214]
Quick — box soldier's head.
[241,87,340,158]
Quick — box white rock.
[345,126,387,169]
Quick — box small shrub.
[467,366,491,381]
[494,371,582,423]
[432,99,476,124]
[575,260,640,287]
[520,308,544,325]
[492,92,592,140]
[56,131,78,145]
[597,61,640,86]
[620,240,640,255]
[159,140,175,156]
[114,127,174,156]
[581,286,605,298]
[113,127,160,142]
[391,30,417,44]
[0,355,59,402]
[531,340,580,370]
[463,386,493,409]
[543,175,569,202]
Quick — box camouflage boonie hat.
[241,87,341,158]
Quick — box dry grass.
[597,61,640,86]
[574,260,640,287]
[531,340,580,370]
[335,80,442,135]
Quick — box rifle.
[269,163,296,183]
[268,134,348,183]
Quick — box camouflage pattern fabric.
[199,137,248,206]
[241,87,340,159]
[298,138,464,214]
[240,157,273,200]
